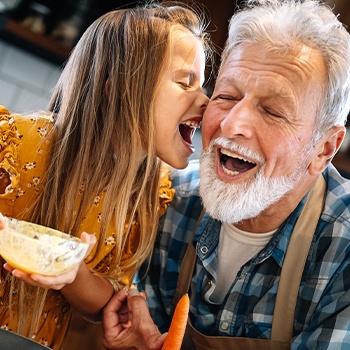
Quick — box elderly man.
[103,0,350,349]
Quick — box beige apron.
[173,176,326,350]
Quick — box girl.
[0,2,211,348]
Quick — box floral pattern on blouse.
[0,106,175,349]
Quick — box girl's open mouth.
[179,118,202,149]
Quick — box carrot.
[162,293,190,350]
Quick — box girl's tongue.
[179,124,195,145]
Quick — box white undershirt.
[209,223,275,304]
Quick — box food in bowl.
[0,217,89,276]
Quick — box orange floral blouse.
[0,106,175,348]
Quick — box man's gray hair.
[222,0,350,140]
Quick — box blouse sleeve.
[0,106,54,218]
[0,106,21,198]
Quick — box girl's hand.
[0,212,6,231]
[3,231,96,290]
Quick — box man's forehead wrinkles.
[218,72,292,97]
[255,75,293,97]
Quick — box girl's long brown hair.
[11,2,211,337]
[32,3,210,284]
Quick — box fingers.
[126,289,151,317]
[30,271,75,289]
[4,263,31,280]
[146,332,168,350]
[4,264,43,287]
[4,262,77,290]
[102,287,165,350]
[103,287,129,334]
[106,286,129,313]
[126,289,163,338]
[0,212,6,230]
[3,262,14,273]
[80,231,97,245]
[128,288,141,298]
[80,231,97,257]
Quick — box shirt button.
[208,279,212,286]
[238,273,246,280]
[220,322,229,331]
[200,246,208,254]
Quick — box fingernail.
[128,289,140,297]
[124,285,129,295]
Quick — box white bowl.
[0,217,89,276]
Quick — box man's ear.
[308,125,346,175]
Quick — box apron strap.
[172,210,205,311]
[271,175,326,342]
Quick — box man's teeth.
[219,148,257,176]
[220,149,255,164]
[222,167,239,176]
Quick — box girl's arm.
[60,256,115,320]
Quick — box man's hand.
[103,287,167,350]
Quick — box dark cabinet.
[0,0,236,65]
[0,0,138,65]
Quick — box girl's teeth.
[182,121,200,128]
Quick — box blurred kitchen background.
[0,0,349,175]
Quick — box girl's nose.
[199,90,210,112]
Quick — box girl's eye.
[178,82,191,89]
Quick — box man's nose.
[220,100,254,139]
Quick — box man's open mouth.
[179,119,202,148]
[219,148,256,175]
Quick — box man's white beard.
[199,138,305,224]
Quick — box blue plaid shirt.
[140,160,350,349]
